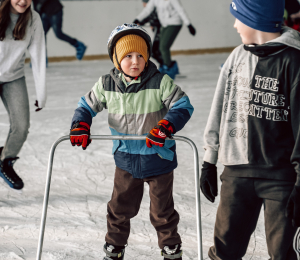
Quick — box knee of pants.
[53,28,64,40]
[150,209,180,229]
[10,122,30,140]
[159,42,169,53]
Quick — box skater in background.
[201,0,300,259]
[285,0,300,22]
[133,0,196,79]
[0,0,46,191]
[285,0,300,32]
[33,0,87,62]
[138,0,164,68]
[69,23,193,260]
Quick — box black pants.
[209,173,298,260]
[159,25,182,67]
[152,26,164,66]
[41,10,77,46]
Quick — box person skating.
[285,0,300,32]
[0,0,46,191]
[69,23,194,260]
[285,0,300,23]
[201,0,300,259]
[138,0,164,67]
[133,0,196,79]
[33,0,87,61]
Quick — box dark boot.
[74,41,87,60]
[0,150,24,191]
[103,242,125,260]
[158,61,179,80]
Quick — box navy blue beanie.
[230,0,284,33]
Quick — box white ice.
[0,53,269,260]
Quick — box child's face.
[10,0,32,14]
[120,52,146,79]
[234,19,257,45]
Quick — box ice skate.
[0,147,24,192]
[75,41,87,60]
[159,61,179,79]
[170,60,179,75]
[103,242,125,260]
[161,244,183,260]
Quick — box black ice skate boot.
[161,244,183,260]
[0,150,24,191]
[103,242,125,260]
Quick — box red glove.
[70,122,91,150]
[146,119,174,148]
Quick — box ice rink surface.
[0,53,269,260]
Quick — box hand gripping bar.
[36,135,203,260]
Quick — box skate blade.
[0,178,23,194]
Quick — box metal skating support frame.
[36,135,203,260]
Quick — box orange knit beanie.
[113,34,148,70]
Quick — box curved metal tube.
[36,135,202,260]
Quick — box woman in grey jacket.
[134,0,196,79]
[0,0,46,191]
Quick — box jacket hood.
[268,26,300,50]
[109,60,160,93]
[244,26,300,57]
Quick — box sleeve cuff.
[203,149,218,165]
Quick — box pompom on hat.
[230,0,284,33]
[113,34,148,71]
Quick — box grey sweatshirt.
[0,10,46,108]
[136,0,190,28]
[203,27,300,184]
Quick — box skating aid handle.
[36,135,203,260]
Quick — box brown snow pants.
[105,166,182,249]
[208,173,299,260]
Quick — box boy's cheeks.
[120,52,146,80]
[233,18,257,45]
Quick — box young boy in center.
[69,23,193,260]
[201,0,300,259]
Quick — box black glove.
[200,161,218,202]
[34,100,42,112]
[286,185,300,227]
[188,24,196,36]
[133,19,140,25]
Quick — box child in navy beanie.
[200,0,300,259]
[230,0,284,32]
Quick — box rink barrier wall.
[36,135,203,260]
[25,46,236,63]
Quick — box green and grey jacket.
[72,61,194,178]
[203,27,300,184]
